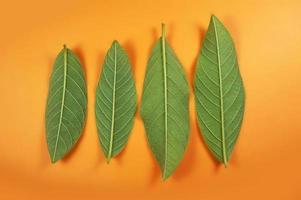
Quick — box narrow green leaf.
[194,15,245,166]
[45,45,87,163]
[95,41,137,162]
[140,24,190,180]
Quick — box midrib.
[161,26,168,178]
[53,46,68,162]
[213,19,228,166]
[108,43,117,162]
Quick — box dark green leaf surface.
[45,45,87,163]
[140,24,190,180]
[194,15,245,166]
[95,41,137,162]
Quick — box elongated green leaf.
[194,15,245,166]
[45,45,87,163]
[140,24,190,180]
[95,41,137,162]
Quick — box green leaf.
[140,24,190,180]
[45,45,87,163]
[194,15,245,166]
[95,41,137,162]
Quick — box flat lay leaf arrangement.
[95,41,137,162]
[194,15,245,166]
[45,45,87,163]
[45,15,245,180]
[140,24,190,180]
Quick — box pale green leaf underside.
[140,36,189,180]
[45,46,87,163]
[95,41,137,161]
[194,16,245,166]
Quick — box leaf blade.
[140,24,190,180]
[194,15,245,166]
[45,45,87,163]
[95,41,137,162]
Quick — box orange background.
[0,0,300,199]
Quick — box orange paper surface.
[0,0,300,199]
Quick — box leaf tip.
[211,14,217,20]
[224,161,228,168]
[162,170,171,181]
[210,14,222,25]
[51,157,58,164]
[112,40,119,46]
[106,157,111,164]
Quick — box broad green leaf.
[140,24,190,180]
[45,45,87,163]
[95,41,137,162]
[194,15,245,166]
